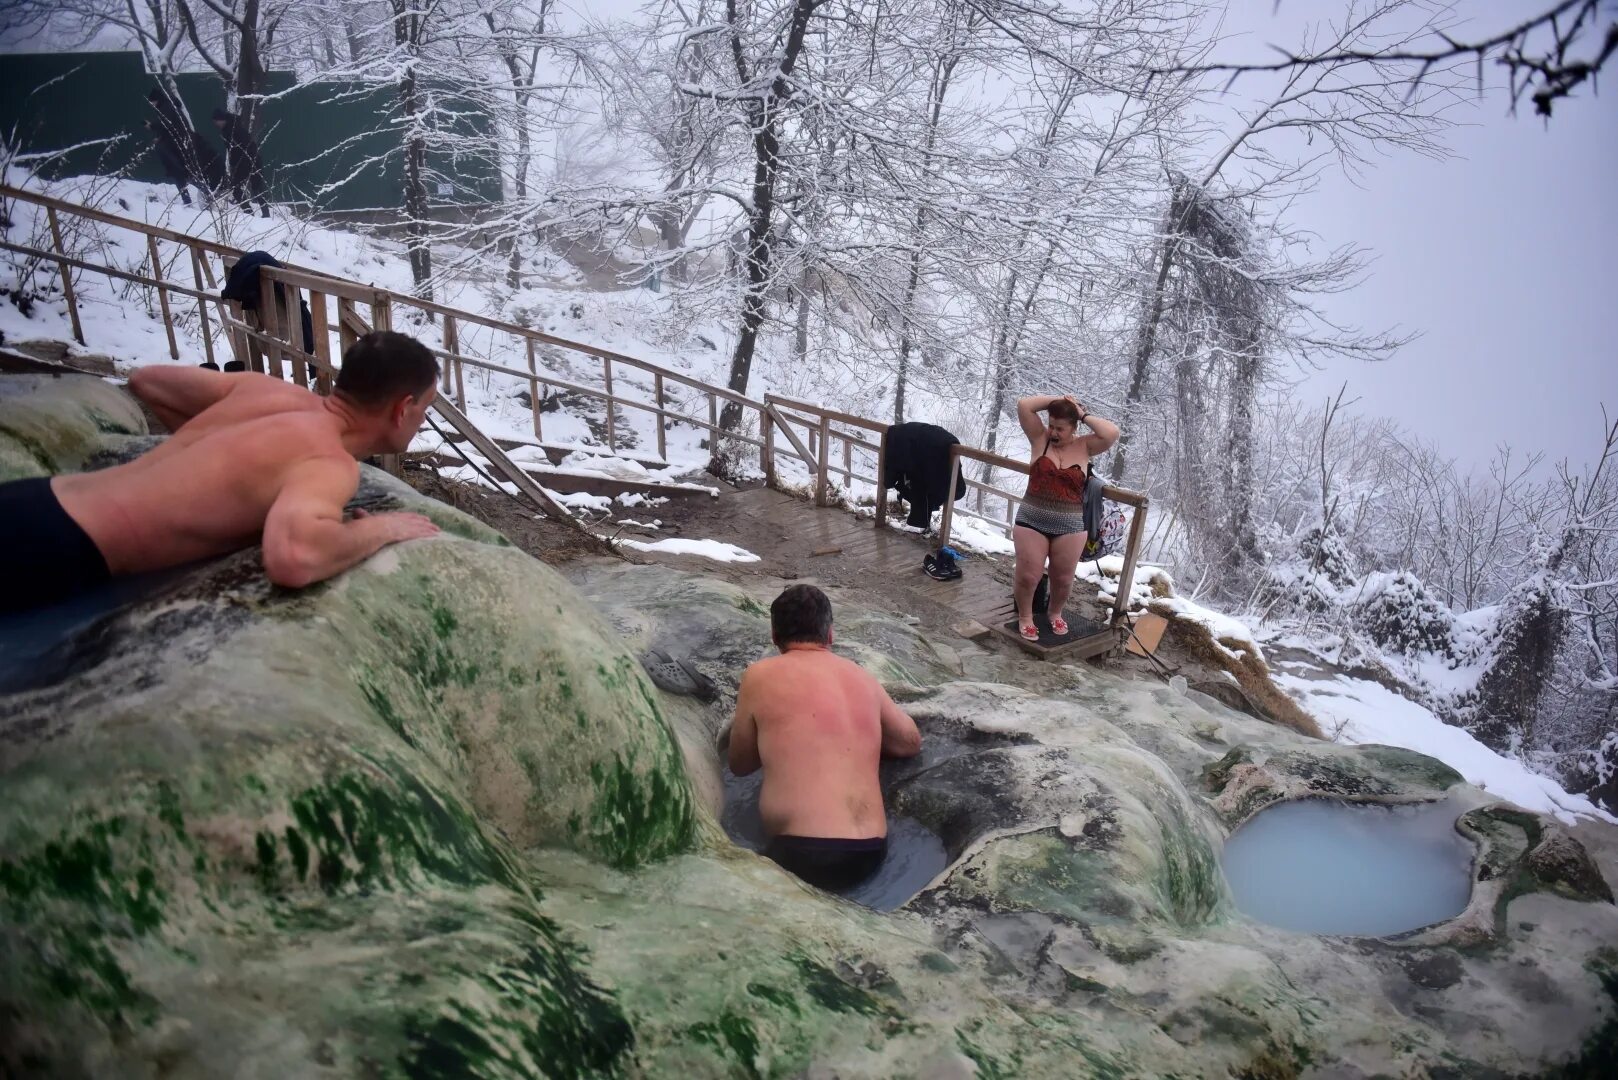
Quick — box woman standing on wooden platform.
[1011,395,1120,640]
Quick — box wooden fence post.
[372,292,393,332]
[146,235,178,360]
[188,245,216,368]
[938,449,962,546]
[441,314,455,395]
[370,295,399,475]
[257,273,284,379]
[309,290,334,393]
[654,372,667,461]
[815,415,830,507]
[525,338,543,441]
[1112,500,1150,624]
[45,207,84,345]
[444,315,464,409]
[601,355,615,451]
[337,298,359,355]
[761,405,774,485]
[874,428,889,527]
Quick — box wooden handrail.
[764,393,888,433]
[0,239,218,304]
[259,264,769,410]
[2,183,253,260]
[8,185,1155,633]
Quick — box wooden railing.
[2,184,1150,626]
[0,183,775,473]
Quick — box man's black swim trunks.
[764,835,887,891]
[0,477,110,613]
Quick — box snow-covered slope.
[3,170,1607,825]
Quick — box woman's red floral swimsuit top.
[1026,440,1087,507]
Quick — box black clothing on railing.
[884,421,967,530]
[221,251,314,355]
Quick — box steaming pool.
[1221,798,1474,937]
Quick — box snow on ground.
[1276,670,1614,825]
[615,537,760,563]
[9,171,1605,825]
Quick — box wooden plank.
[767,404,815,468]
[371,292,393,332]
[285,289,309,388]
[526,338,543,441]
[189,245,216,368]
[257,272,284,379]
[815,415,830,507]
[194,245,239,368]
[308,290,335,394]
[146,235,179,360]
[429,394,580,525]
[602,355,615,451]
[1112,500,1150,624]
[655,373,667,461]
[45,208,84,345]
[765,393,886,434]
[441,314,456,396]
[450,319,466,410]
[337,298,360,356]
[762,403,776,486]
[992,617,1117,661]
[937,448,963,544]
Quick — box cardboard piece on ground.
[1126,611,1169,656]
[953,619,991,641]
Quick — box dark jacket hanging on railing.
[221,251,314,354]
[884,421,967,529]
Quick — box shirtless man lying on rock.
[729,584,923,890]
[0,330,441,613]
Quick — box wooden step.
[419,452,716,501]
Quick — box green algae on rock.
[2,374,1616,1078]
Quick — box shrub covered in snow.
[1351,571,1458,659]
[1297,526,1358,588]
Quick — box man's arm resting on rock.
[261,458,439,589]
[728,670,763,775]
[877,682,922,759]
[126,366,241,431]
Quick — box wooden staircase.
[0,184,1152,660]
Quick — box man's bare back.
[56,375,350,574]
[730,645,921,840]
[1,333,442,612]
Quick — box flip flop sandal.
[1020,623,1040,641]
[1050,615,1069,635]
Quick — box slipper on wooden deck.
[1019,623,1040,641]
[1050,615,1069,636]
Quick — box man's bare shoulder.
[740,655,785,681]
[231,372,323,399]
[177,410,352,474]
[825,650,880,682]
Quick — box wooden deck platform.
[988,609,1119,661]
[635,485,1121,657]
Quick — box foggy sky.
[1218,2,1617,475]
